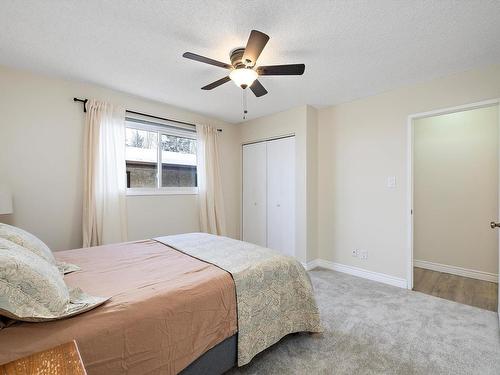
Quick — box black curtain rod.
[73,97,222,132]
[73,97,88,112]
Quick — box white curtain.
[82,99,127,247]
[196,124,226,235]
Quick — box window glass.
[125,128,158,188]
[161,134,197,187]
[124,120,198,193]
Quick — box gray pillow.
[0,238,108,322]
[0,223,80,275]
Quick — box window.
[125,128,159,188]
[125,115,197,195]
[160,134,197,187]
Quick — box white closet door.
[242,142,267,247]
[266,137,295,256]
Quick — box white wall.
[0,65,240,251]
[318,64,500,280]
[414,106,499,274]
[3,60,499,284]
[238,105,318,262]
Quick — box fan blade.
[249,80,268,97]
[201,76,231,90]
[183,52,232,69]
[242,30,270,66]
[257,64,305,75]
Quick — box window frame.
[125,118,198,196]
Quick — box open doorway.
[408,100,500,312]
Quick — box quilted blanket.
[155,233,322,366]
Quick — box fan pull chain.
[242,89,248,120]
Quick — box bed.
[0,234,321,374]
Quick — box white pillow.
[0,223,80,274]
[0,238,108,322]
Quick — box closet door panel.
[242,142,267,247]
[266,137,295,256]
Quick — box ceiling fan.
[182,30,305,97]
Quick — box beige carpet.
[227,268,500,374]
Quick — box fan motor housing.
[230,48,247,68]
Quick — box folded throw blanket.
[155,233,322,366]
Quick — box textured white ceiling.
[1,0,500,123]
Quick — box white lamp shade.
[229,68,258,88]
[0,187,13,214]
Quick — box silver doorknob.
[490,221,500,229]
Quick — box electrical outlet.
[360,250,368,260]
[351,249,359,257]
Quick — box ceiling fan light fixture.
[183,29,304,97]
[229,68,258,88]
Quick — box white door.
[266,137,295,256]
[242,142,267,247]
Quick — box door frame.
[406,98,500,290]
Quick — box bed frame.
[181,335,237,375]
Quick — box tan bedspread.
[0,240,237,374]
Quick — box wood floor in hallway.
[413,267,498,312]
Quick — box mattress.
[0,240,237,374]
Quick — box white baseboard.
[302,259,321,271]
[304,259,407,289]
[414,259,498,283]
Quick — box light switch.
[387,176,396,189]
